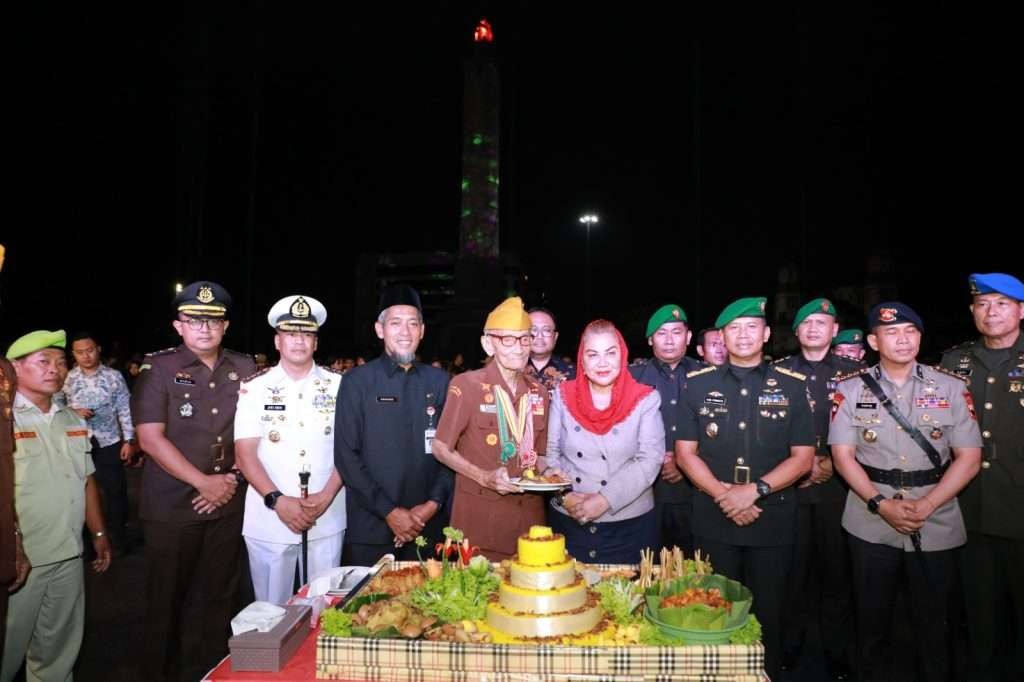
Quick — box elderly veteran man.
[334,285,452,566]
[830,302,982,682]
[433,297,552,561]
[940,273,1024,682]
[132,281,257,681]
[2,330,111,682]
[629,304,704,554]
[235,295,345,605]
[675,297,815,682]
[774,298,862,679]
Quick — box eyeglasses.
[181,318,226,331]
[530,327,556,337]
[487,333,534,347]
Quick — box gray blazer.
[546,389,665,523]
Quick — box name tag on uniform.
[479,404,497,413]
[856,402,878,409]
[377,396,398,403]
[424,428,436,454]
[264,404,285,411]
[14,431,36,440]
[66,429,89,438]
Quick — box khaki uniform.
[829,362,981,551]
[435,362,549,560]
[829,361,982,682]
[3,394,94,682]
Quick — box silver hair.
[377,307,423,325]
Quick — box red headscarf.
[559,321,654,435]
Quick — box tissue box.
[229,604,312,672]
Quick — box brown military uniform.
[131,344,256,681]
[132,345,256,521]
[436,361,549,560]
[1,359,17,644]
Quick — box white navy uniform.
[235,363,345,601]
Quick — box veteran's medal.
[863,429,877,443]
[706,422,719,438]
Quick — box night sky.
[3,3,1016,363]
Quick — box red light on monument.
[474,19,494,43]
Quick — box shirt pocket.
[12,437,42,486]
[916,409,952,451]
[66,429,92,480]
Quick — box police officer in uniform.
[940,273,1024,682]
[334,285,452,566]
[830,302,981,682]
[775,298,860,679]
[235,295,345,604]
[629,304,704,555]
[675,297,815,682]
[132,281,257,681]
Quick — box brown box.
[229,604,312,672]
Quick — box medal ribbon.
[494,386,529,464]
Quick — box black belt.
[860,461,949,488]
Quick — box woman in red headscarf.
[546,320,665,563]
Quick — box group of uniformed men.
[2,269,1022,682]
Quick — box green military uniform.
[678,297,815,682]
[774,298,862,674]
[940,271,1024,682]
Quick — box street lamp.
[578,214,599,318]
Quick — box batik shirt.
[62,365,134,448]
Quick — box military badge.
[699,406,710,416]
[426,405,436,417]
[484,393,495,404]
[963,392,977,420]
[766,378,778,387]
[290,297,311,318]
[1009,381,1022,393]
[820,299,831,312]
[704,391,726,405]
[706,422,719,438]
[930,427,943,440]
[863,429,878,443]
[325,426,332,435]
[179,402,193,418]
[879,308,898,322]
[197,286,215,304]
[486,433,498,446]
[268,430,281,443]
[174,372,195,386]
[228,371,239,381]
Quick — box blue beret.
[867,302,923,332]
[969,273,1024,301]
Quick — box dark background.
[2,2,1016,363]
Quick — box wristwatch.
[754,478,772,499]
[264,490,284,510]
[867,494,885,515]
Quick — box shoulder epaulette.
[941,340,975,356]
[931,364,968,382]
[145,347,178,357]
[834,367,870,382]
[241,366,273,383]
[772,365,806,381]
[321,365,344,376]
[771,355,793,365]
[686,365,717,379]
[223,348,253,360]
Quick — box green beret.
[831,328,864,347]
[645,304,688,337]
[6,329,67,360]
[715,297,767,329]
[791,297,837,331]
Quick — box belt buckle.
[210,443,226,473]
[891,467,912,491]
[733,465,751,485]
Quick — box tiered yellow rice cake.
[486,526,603,639]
